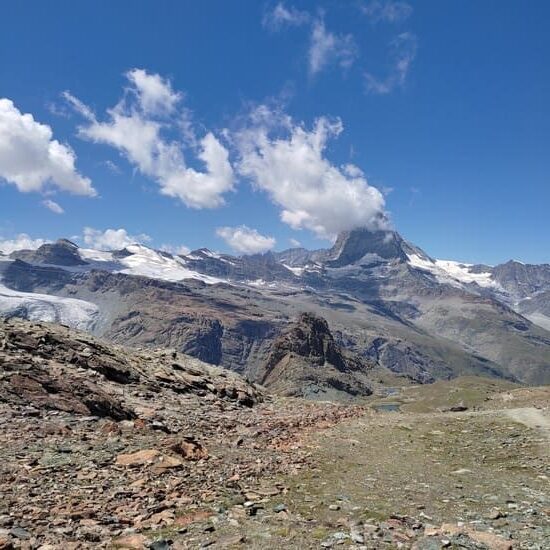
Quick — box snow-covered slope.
[0,282,98,330]
[407,254,500,290]
[79,244,227,285]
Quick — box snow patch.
[283,264,304,276]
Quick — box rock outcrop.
[259,313,374,399]
[0,317,261,419]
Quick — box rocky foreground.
[0,318,548,549]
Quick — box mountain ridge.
[1,227,549,391]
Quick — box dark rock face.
[259,313,373,398]
[3,371,134,420]
[0,322,135,420]
[491,261,550,299]
[179,317,223,365]
[263,313,349,372]
[10,239,87,266]
[2,259,74,293]
[183,250,297,283]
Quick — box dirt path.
[503,406,550,437]
[503,407,550,431]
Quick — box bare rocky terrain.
[0,318,548,549]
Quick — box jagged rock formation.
[259,313,373,399]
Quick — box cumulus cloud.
[365,32,417,94]
[0,98,95,196]
[308,19,357,76]
[82,227,151,251]
[216,225,276,255]
[262,2,310,30]
[65,69,234,209]
[360,1,412,23]
[126,68,182,116]
[42,199,64,214]
[235,107,387,239]
[0,233,49,254]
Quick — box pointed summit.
[326,228,430,267]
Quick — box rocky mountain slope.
[0,318,548,548]
[0,317,261,417]
[1,228,549,391]
[0,317,362,549]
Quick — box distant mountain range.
[1,228,549,395]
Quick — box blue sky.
[0,0,548,264]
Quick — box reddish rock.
[170,437,208,461]
[115,449,160,466]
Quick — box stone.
[151,454,183,472]
[173,511,213,528]
[216,534,245,547]
[9,527,31,540]
[170,437,208,460]
[110,533,147,549]
[115,449,161,466]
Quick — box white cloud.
[263,5,356,76]
[263,3,310,30]
[360,1,412,23]
[0,98,95,196]
[216,225,276,255]
[61,92,95,122]
[82,227,151,251]
[289,238,302,248]
[66,69,234,209]
[365,32,417,94]
[42,199,64,214]
[309,19,357,76]
[0,233,49,254]
[236,107,387,239]
[160,243,191,256]
[126,68,182,117]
